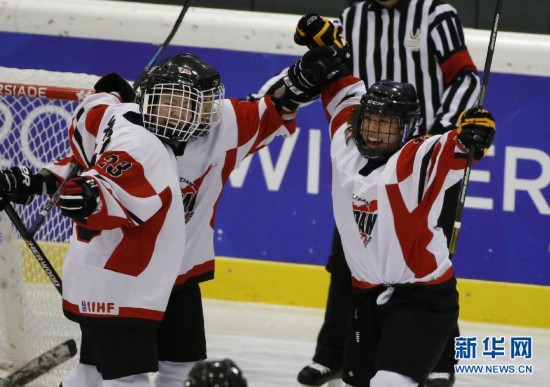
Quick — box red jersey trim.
[63,299,164,321]
[175,260,215,286]
[85,105,108,137]
[321,75,360,138]
[386,182,439,277]
[330,105,355,139]
[254,97,296,154]
[440,49,477,86]
[212,148,238,229]
[230,97,296,152]
[351,266,454,289]
[82,178,134,230]
[321,75,358,107]
[94,151,157,198]
[103,187,172,276]
[231,98,261,147]
[395,138,426,182]
[389,133,464,277]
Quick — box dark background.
[123,0,550,35]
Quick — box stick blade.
[0,339,77,386]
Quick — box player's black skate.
[297,362,341,386]
[425,372,455,387]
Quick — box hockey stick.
[448,0,503,255]
[0,339,77,387]
[2,203,62,295]
[27,164,81,237]
[133,0,195,88]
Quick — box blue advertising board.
[1,31,549,287]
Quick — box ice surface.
[202,299,550,387]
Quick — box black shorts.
[342,278,459,386]
[79,323,159,380]
[157,283,207,362]
[79,283,207,379]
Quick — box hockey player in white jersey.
[130,52,324,386]
[0,52,327,386]
[0,73,187,386]
[298,48,495,386]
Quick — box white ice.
[202,299,550,387]
[6,295,549,386]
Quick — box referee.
[296,1,480,386]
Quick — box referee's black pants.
[312,227,354,371]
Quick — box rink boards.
[0,1,549,327]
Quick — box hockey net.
[0,67,97,385]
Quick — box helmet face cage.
[135,53,225,144]
[141,82,224,144]
[351,81,420,161]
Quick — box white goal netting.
[0,67,97,385]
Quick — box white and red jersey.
[322,75,475,288]
[173,96,296,288]
[46,92,186,325]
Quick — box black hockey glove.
[457,109,496,160]
[0,166,43,209]
[280,46,347,100]
[59,177,100,219]
[294,13,352,71]
[301,45,351,79]
[94,73,136,103]
[286,54,329,101]
[270,51,329,116]
[271,53,327,120]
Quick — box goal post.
[0,67,95,385]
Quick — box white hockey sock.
[370,370,417,386]
[102,373,150,386]
[61,363,101,387]
[155,360,196,387]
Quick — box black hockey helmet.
[350,80,420,160]
[134,53,225,144]
[185,359,247,387]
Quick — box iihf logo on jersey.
[352,195,378,246]
[80,300,118,315]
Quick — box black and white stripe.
[338,0,480,135]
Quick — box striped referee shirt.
[338,0,480,134]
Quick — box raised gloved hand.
[94,73,135,103]
[294,13,352,70]
[270,48,331,115]
[286,53,330,101]
[0,166,40,208]
[295,13,346,49]
[457,109,496,160]
[301,45,351,79]
[59,177,100,219]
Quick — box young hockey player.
[298,47,494,386]
[0,51,330,386]
[290,7,480,385]
[132,52,325,386]
[0,73,187,386]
